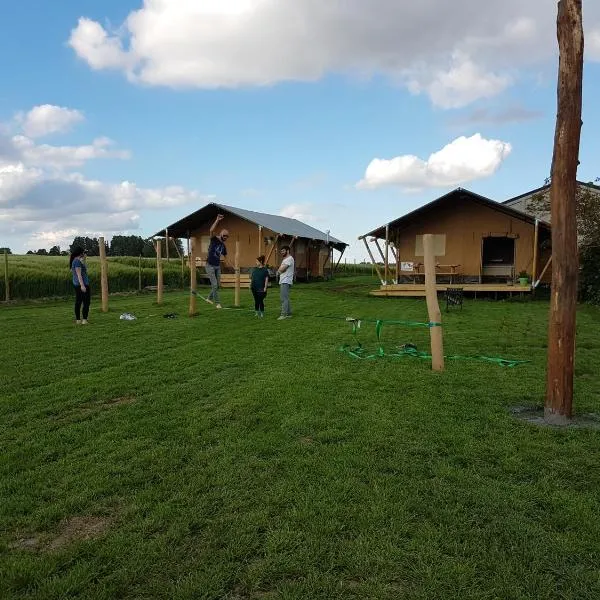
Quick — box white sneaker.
[277,315,287,320]
[215,304,222,309]
[81,319,89,325]
[76,320,82,325]
[205,298,214,305]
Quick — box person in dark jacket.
[250,255,269,317]
[205,214,229,309]
[69,246,90,324]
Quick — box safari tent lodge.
[155,203,348,284]
[360,188,552,297]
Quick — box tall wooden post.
[138,255,142,292]
[532,219,539,286]
[545,0,583,424]
[384,224,390,285]
[258,225,263,256]
[423,234,444,371]
[4,249,9,302]
[165,228,170,262]
[156,239,163,305]
[189,237,197,316]
[395,233,400,284]
[234,238,241,307]
[99,236,109,312]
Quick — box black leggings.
[74,286,91,320]
[252,290,266,312]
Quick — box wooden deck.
[371,283,532,297]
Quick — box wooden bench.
[219,273,251,288]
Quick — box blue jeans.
[206,265,221,303]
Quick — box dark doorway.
[482,236,515,280]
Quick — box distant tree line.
[23,235,184,257]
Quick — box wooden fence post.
[423,234,444,371]
[156,239,163,305]
[4,249,9,302]
[234,238,241,307]
[99,236,109,312]
[138,255,142,292]
[189,237,197,316]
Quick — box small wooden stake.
[4,248,9,302]
[189,236,197,316]
[156,239,163,305]
[234,238,241,307]
[99,236,109,312]
[423,234,444,371]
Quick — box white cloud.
[12,135,131,169]
[279,203,317,222]
[16,105,85,138]
[356,133,512,191]
[406,53,511,109]
[0,109,214,250]
[589,29,600,61]
[68,1,600,108]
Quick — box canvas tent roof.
[361,188,551,240]
[154,202,347,250]
[502,180,600,206]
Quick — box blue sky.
[1,1,599,259]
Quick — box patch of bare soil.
[510,406,600,429]
[50,396,137,423]
[9,515,114,552]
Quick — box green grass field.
[2,279,600,599]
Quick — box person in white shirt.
[277,245,295,320]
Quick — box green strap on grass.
[340,319,529,367]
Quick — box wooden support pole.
[165,228,170,262]
[264,233,280,266]
[4,248,9,302]
[189,236,197,316]
[384,224,390,286]
[423,234,444,372]
[372,238,386,264]
[156,239,163,305]
[234,237,241,307]
[361,237,385,284]
[99,236,109,313]
[536,255,553,287]
[395,233,400,284]
[532,219,539,286]
[258,225,263,256]
[545,0,583,424]
[138,255,142,292]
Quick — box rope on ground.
[162,288,528,367]
[339,318,529,367]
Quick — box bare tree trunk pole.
[545,0,584,424]
[234,238,241,307]
[423,234,444,372]
[99,236,109,312]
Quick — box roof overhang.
[154,203,348,251]
[360,188,551,240]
